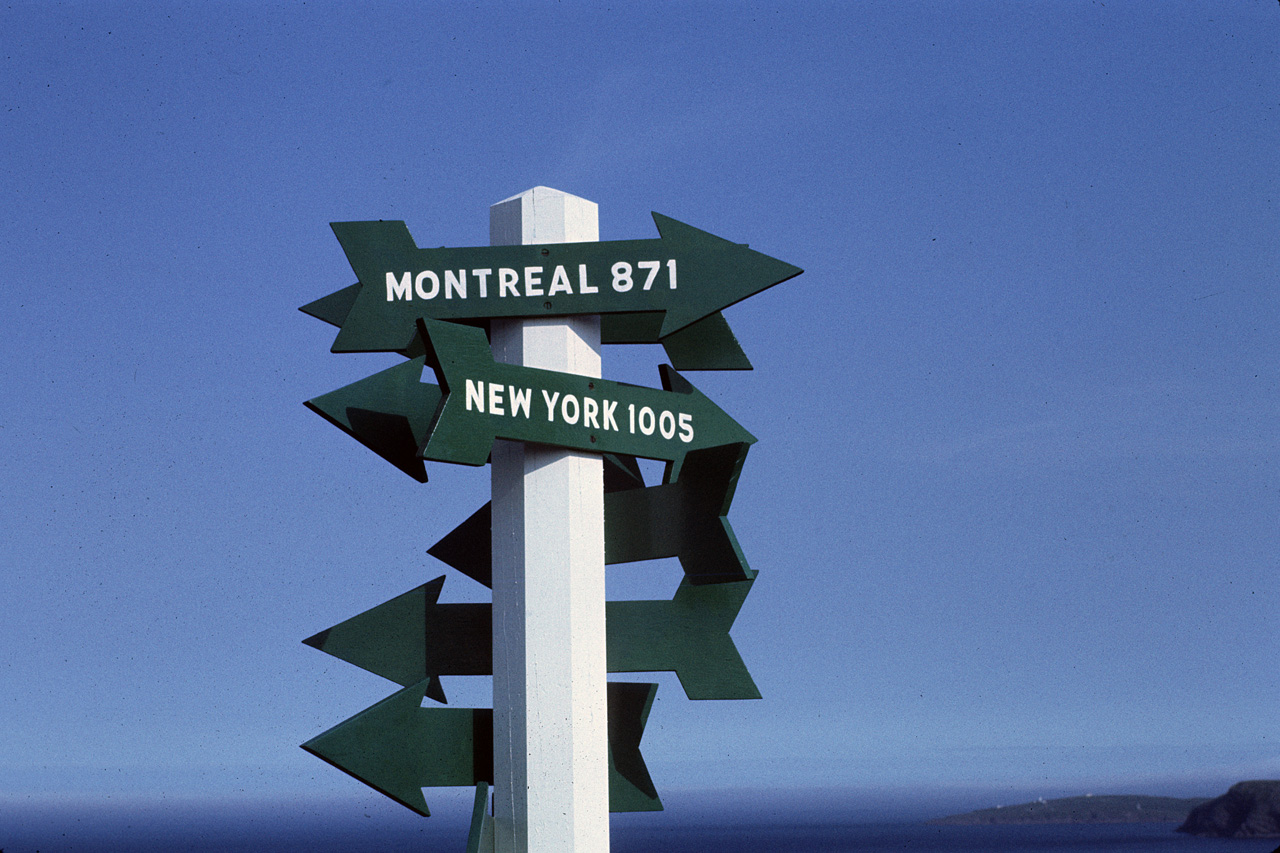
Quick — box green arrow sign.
[429,443,753,585]
[305,356,441,482]
[302,679,491,815]
[303,281,754,371]
[302,679,660,816]
[302,575,484,704]
[306,362,665,486]
[324,213,801,354]
[304,573,758,701]
[418,318,754,478]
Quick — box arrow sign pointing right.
[428,443,754,586]
[302,280,754,371]
[302,679,661,816]
[325,213,801,354]
[418,318,754,479]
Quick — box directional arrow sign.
[303,281,753,371]
[305,356,442,482]
[304,573,758,700]
[302,575,485,703]
[302,679,661,815]
[325,213,801,354]
[429,443,754,586]
[302,679,491,816]
[418,317,754,478]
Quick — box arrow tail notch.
[607,577,759,700]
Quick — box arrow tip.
[650,213,803,338]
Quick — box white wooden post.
[488,187,610,853]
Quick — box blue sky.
[2,0,1276,825]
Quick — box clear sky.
[2,0,1276,825]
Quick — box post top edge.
[492,186,597,208]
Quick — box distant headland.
[1176,780,1280,839]
[930,780,1280,838]
[929,794,1207,825]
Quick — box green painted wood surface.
[304,356,441,482]
[466,782,493,853]
[417,318,754,479]
[304,572,758,701]
[323,213,800,353]
[301,680,661,816]
[429,443,753,586]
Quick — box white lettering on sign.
[466,379,485,412]
[445,270,466,299]
[465,380,532,419]
[638,261,660,290]
[561,394,579,425]
[611,262,633,292]
[611,260,677,293]
[524,266,543,297]
[416,270,440,299]
[387,271,412,300]
[499,268,519,298]
[548,266,573,296]
[659,409,676,439]
[540,389,560,421]
[462,379,694,444]
[509,386,532,418]
[627,403,693,443]
[383,261,674,301]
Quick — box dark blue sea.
[617,823,1279,853]
[4,809,1279,853]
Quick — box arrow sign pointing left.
[418,318,754,478]
[302,679,491,816]
[302,679,661,816]
[305,356,441,482]
[303,573,759,700]
[429,443,754,586]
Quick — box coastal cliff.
[930,794,1207,825]
[1176,780,1280,839]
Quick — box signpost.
[487,189,610,853]
[299,187,802,852]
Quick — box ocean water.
[4,816,1279,853]
[615,823,1280,853]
